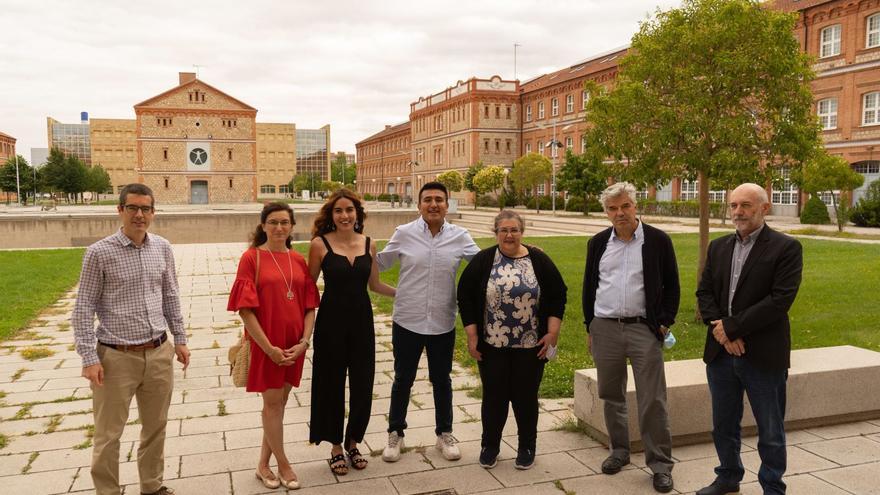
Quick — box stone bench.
[574,345,880,450]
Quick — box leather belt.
[603,316,646,324]
[100,333,167,351]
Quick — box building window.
[506,140,512,153]
[495,105,500,118]
[526,142,532,153]
[227,149,233,160]
[538,140,545,154]
[565,137,573,150]
[279,184,289,194]
[484,139,490,152]
[538,102,545,119]
[582,136,587,152]
[506,106,512,119]
[566,94,574,113]
[229,178,233,188]
[635,189,650,200]
[868,13,880,48]
[583,90,590,109]
[260,185,276,194]
[772,167,798,205]
[484,105,490,118]
[164,178,169,189]
[817,98,838,130]
[495,140,500,153]
[854,161,880,173]
[537,183,545,196]
[820,191,840,206]
[680,179,699,201]
[162,148,168,160]
[526,104,532,121]
[863,92,880,125]
[820,24,842,58]
[551,97,559,116]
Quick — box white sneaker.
[435,432,461,460]
[382,432,404,462]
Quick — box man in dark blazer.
[582,182,680,493]
[695,183,803,495]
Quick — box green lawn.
[0,249,85,341]
[366,234,880,398]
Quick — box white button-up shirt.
[594,220,647,319]
[377,217,479,335]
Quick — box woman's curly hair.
[311,188,367,237]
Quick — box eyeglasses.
[266,220,292,227]
[124,205,154,214]
[497,228,522,235]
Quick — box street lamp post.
[407,160,419,207]
[15,154,21,206]
[537,121,572,215]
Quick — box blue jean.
[387,322,455,436]
[707,352,788,494]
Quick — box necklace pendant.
[287,290,294,300]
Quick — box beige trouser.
[91,339,174,495]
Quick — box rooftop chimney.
[179,72,197,85]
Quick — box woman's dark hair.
[312,188,367,237]
[250,202,296,249]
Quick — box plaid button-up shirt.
[72,229,186,367]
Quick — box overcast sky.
[1,0,682,159]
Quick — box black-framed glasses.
[124,205,154,214]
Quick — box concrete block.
[574,345,880,449]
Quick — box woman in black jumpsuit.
[307,189,396,475]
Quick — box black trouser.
[477,345,545,452]
[309,321,375,447]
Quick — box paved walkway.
[1,243,879,494]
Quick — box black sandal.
[328,452,348,475]
[347,447,368,470]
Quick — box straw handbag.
[229,249,260,387]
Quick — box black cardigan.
[581,222,680,340]
[457,244,567,352]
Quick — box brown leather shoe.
[142,487,174,495]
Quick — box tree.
[472,165,507,210]
[289,171,323,195]
[86,165,112,198]
[320,180,344,193]
[331,155,356,186]
[583,0,820,293]
[436,170,464,195]
[42,148,88,202]
[464,161,485,209]
[556,149,608,214]
[509,153,552,213]
[0,155,33,204]
[793,152,865,231]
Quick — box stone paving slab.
[2,242,880,494]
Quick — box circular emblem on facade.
[189,148,208,165]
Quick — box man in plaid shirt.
[73,183,190,495]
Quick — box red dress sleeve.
[295,252,320,311]
[227,249,260,311]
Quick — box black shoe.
[479,447,498,469]
[653,473,674,493]
[601,455,630,474]
[514,448,535,470]
[695,479,741,495]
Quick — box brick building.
[47,73,327,204]
[776,0,880,210]
[356,121,411,198]
[1,131,17,203]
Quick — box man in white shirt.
[377,181,479,462]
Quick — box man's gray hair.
[600,182,637,209]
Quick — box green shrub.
[498,189,520,208]
[476,195,499,207]
[526,195,559,210]
[800,194,831,225]
[565,195,603,213]
[638,199,725,218]
[850,179,880,227]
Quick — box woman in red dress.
[228,202,319,490]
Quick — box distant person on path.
[227,202,320,490]
[307,189,396,475]
[582,181,680,494]
[457,209,567,470]
[376,181,479,463]
[695,183,803,495]
[73,183,190,495]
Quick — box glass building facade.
[48,118,91,165]
[296,126,330,181]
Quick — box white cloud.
[0,0,680,156]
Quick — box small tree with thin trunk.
[473,165,507,210]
